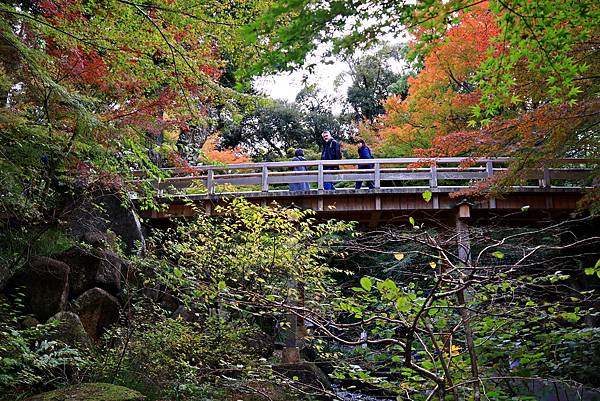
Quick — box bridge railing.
[131,158,597,197]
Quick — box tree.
[0,0,277,281]
[293,216,600,400]
[220,89,351,160]
[372,5,498,157]
[340,45,405,122]
[219,99,309,160]
[243,0,599,115]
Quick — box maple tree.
[369,5,498,157]
[0,0,272,219]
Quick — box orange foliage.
[201,135,250,164]
[377,4,500,156]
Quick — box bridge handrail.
[132,157,597,175]
[129,157,597,196]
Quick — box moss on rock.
[24,383,145,401]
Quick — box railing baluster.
[486,161,494,177]
[261,166,269,192]
[487,161,497,208]
[207,169,214,194]
[318,163,324,190]
[374,162,381,189]
[542,166,551,188]
[430,163,438,188]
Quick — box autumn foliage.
[375,4,500,156]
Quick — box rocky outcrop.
[47,311,92,349]
[68,193,146,256]
[24,383,145,401]
[7,257,70,321]
[73,287,120,340]
[59,247,123,298]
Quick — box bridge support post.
[455,201,471,264]
[282,277,301,363]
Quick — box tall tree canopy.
[0,0,271,219]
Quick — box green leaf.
[360,277,372,291]
[422,191,432,203]
[217,281,226,290]
[491,251,505,259]
[174,268,183,277]
[409,216,415,226]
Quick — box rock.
[68,193,146,256]
[7,256,69,321]
[0,264,11,292]
[22,316,41,328]
[24,383,145,401]
[273,362,332,391]
[73,287,120,340]
[59,247,123,297]
[81,231,115,249]
[47,311,92,349]
[245,329,275,358]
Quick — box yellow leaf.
[450,344,461,356]
[394,253,404,261]
[429,261,437,269]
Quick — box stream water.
[332,384,395,401]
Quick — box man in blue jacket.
[321,130,342,190]
[355,139,375,190]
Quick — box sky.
[252,39,408,115]
[253,57,351,114]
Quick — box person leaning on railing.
[321,130,342,190]
[289,149,310,192]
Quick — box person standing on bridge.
[289,149,310,192]
[321,130,342,190]
[355,139,375,190]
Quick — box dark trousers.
[323,166,336,190]
[355,164,374,189]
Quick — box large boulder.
[73,287,120,340]
[24,383,145,401]
[67,193,146,256]
[59,247,124,298]
[7,256,69,321]
[273,362,332,391]
[47,311,92,349]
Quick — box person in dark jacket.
[289,149,310,192]
[321,131,342,190]
[355,139,375,190]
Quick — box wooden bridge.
[133,157,596,226]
